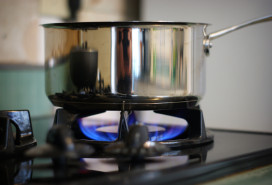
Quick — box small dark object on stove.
[105,124,169,159]
[25,125,94,159]
[0,110,36,156]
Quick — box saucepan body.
[44,22,207,111]
[43,15,272,111]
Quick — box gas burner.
[0,110,36,156]
[105,124,169,158]
[53,105,213,150]
[25,125,94,159]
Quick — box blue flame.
[148,124,187,141]
[78,112,187,142]
[78,119,118,141]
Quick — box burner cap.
[105,124,169,158]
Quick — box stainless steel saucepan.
[43,15,272,111]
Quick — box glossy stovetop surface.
[2,117,272,185]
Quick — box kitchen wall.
[141,0,272,133]
[0,0,42,65]
[0,0,52,117]
[78,0,139,21]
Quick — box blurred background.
[0,0,271,132]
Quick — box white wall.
[141,0,272,132]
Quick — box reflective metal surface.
[43,16,272,110]
[203,15,272,55]
[44,24,206,110]
[207,15,272,40]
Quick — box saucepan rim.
[42,21,209,29]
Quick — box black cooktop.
[1,115,272,185]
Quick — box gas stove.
[1,109,272,185]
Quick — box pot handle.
[203,15,272,55]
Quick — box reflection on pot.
[116,28,132,94]
[69,47,98,93]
